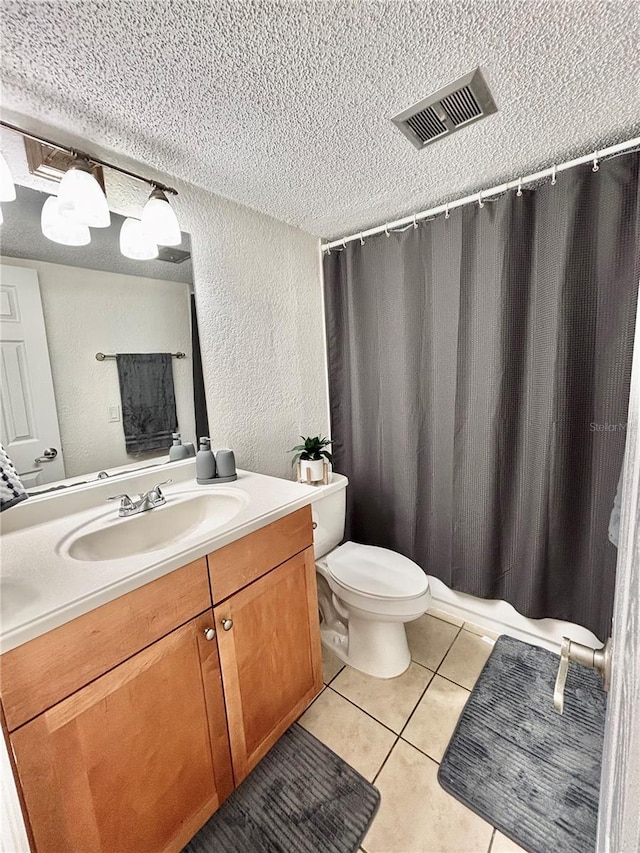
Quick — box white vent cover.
[391,68,498,150]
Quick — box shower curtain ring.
[551,165,557,185]
[342,239,347,251]
[478,192,484,209]
[445,202,450,219]
[592,154,600,172]
[359,232,365,245]
[384,224,390,236]
[413,214,418,229]
[516,178,523,197]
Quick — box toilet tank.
[310,473,348,559]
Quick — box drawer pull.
[203,627,216,641]
[221,618,233,631]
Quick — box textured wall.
[175,184,329,478]
[1,256,195,478]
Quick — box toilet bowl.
[310,474,431,678]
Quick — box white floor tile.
[322,646,345,684]
[332,662,433,733]
[438,629,494,690]
[463,620,500,641]
[298,688,396,782]
[426,607,465,628]
[363,739,494,853]
[402,674,470,762]
[406,614,460,671]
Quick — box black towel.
[116,353,178,454]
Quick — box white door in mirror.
[0,264,66,486]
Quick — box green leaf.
[289,434,333,460]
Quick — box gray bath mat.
[438,635,606,853]
[183,723,380,853]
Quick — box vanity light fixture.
[0,121,181,252]
[120,216,159,260]
[141,187,181,246]
[0,151,16,202]
[57,156,111,228]
[41,195,91,246]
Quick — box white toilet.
[311,473,431,678]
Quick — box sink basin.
[64,492,246,562]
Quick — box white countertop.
[0,461,343,653]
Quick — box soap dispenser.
[196,437,217,484]
[169,433,190,461]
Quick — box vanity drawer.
[0,557,211,732]
[208,506,313,602]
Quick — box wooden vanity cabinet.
[9,612,233,853]
[1,506,322,853]
[215,546,321,783]
[207,505,322,782]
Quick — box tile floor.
[299,610,526,853]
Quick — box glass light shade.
[120,217,159,260]
[141,188,181,246]
[0,152,16,202]
[41,196,91,246]
[57,160,110,228]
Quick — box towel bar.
[95,352,186,361]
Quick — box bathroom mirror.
[0,183,209,493]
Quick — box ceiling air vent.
[391,68,497,150]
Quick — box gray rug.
[438,635,606,853]
[183,723,380,853]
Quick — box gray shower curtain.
[324,153,640,640]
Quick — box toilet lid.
[326,541,428,599]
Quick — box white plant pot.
[299,458,325,482]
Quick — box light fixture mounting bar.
[0,120,178,196]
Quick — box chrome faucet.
[108,480,172,517]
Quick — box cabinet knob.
[203,627,216,641]
[221,618,233,631]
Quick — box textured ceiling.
[1,0,639,240]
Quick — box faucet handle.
[144,479,172,503]
[553,636,611,715]
[150,479,172,497]
[553,637,571,714]
[107,493,135,511]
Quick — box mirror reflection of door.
[0,264,66,486]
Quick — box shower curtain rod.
[322,135,640,252]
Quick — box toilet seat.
[326,541,428,600]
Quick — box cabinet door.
[10,612,233,853]
[215,546,322,783]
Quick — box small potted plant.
[290,435,333,483]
